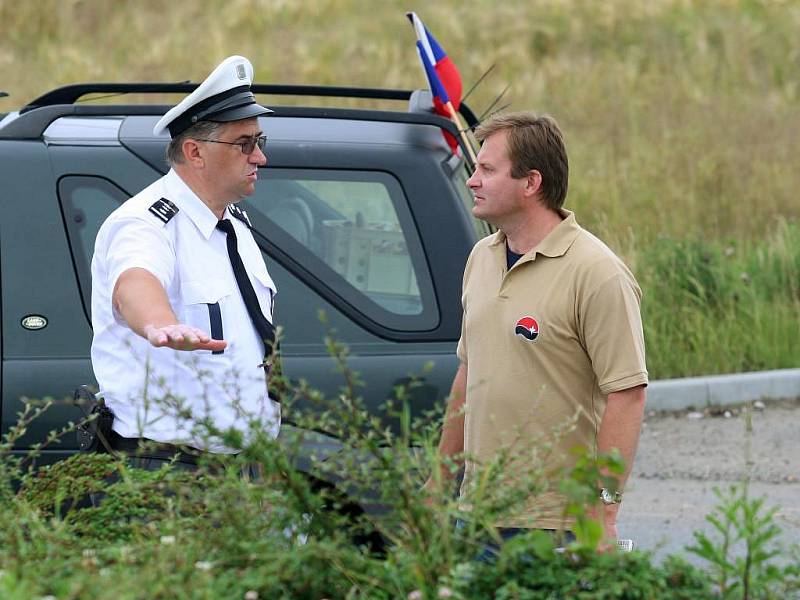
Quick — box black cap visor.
[167,87,273,137]
[208,102,273,123]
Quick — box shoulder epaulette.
[228,204,252,228]
[148,197,179,225]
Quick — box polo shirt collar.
[488,208,581,261]
[163,169,220,239]
[532,209,581,258]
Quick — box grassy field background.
[1,0,798,378]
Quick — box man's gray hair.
[165,120,226,166]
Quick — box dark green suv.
[0,83,488,463]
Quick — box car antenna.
[74,80,192,103]
[477,84,510,123]
[461,63,495,105]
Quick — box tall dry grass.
[1,0,798,377]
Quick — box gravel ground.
[634,399,800,484]
[618,398,800,562]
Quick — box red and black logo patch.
[514,316,539,341]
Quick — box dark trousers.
[455,519,576,563]
[108,430,202,470]
[110,431,263,476]
[88,433,261,507]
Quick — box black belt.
[108,431,201,464]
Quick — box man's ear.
[523,169,543,198]
[182,139,205,168]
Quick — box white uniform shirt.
[91,169,280,451]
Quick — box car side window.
[245,169,438,329]
[59,171,439,332]
[58,176,129,321]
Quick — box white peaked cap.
[153,55,272,137]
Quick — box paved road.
[618,399,800,563]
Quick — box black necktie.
[216,219,275,357]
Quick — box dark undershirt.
[506,243,524,269]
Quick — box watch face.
[600,488,621,504]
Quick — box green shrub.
[0,336,797,598]
[688,484,800,599]
[455,541,712,599]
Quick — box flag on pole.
[407,12,463,152]
[407,12,462,113]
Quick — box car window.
[58,176,130,322]
[245,168,438,329]
[59,171,439,332]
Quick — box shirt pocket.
[180,278,233,354]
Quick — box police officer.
[90,56,279,463]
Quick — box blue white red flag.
[407,12,463,151]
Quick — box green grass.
[1,0,798,378]
[641,219,800,377]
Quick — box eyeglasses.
[195,135,267,155]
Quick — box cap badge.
[236,63,247,80]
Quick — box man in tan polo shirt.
[430,112,647,551]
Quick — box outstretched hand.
[143,324,227,352]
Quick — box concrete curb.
[647,368,800,412]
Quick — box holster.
[74,386,115,453]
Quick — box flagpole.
[445,100,478,166]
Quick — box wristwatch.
[600,488,623,505]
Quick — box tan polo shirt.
[456,209,648,529]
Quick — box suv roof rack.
[21,82,477,124]
[1,82,478,161]
[23,83,418,111]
